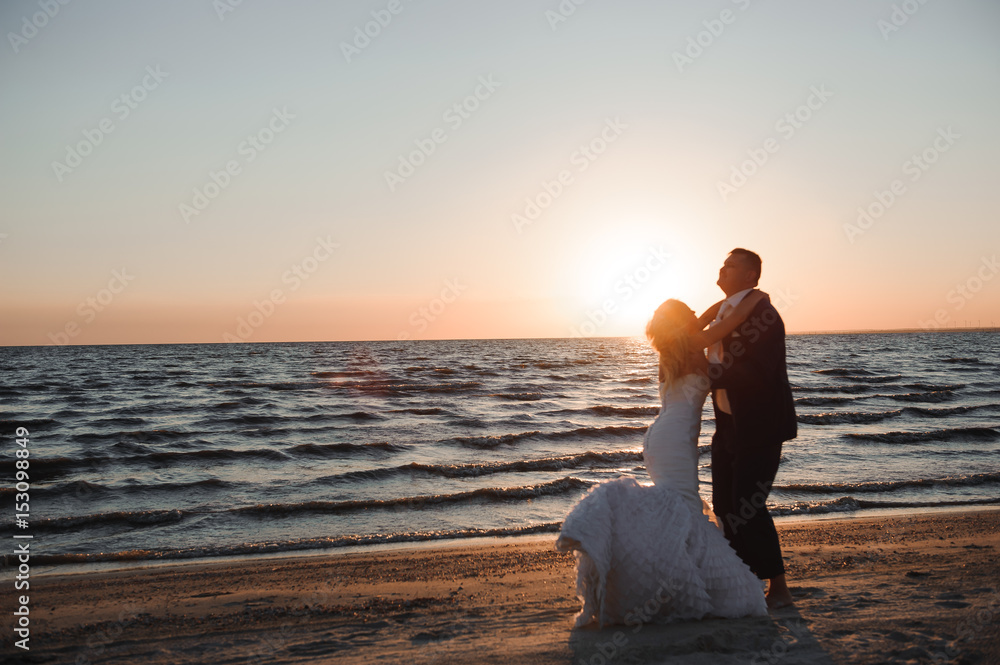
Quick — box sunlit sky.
[2,0,999,345]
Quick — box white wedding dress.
[556,374,767,627]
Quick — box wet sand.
[3,509,998,664]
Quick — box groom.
[707,248,797,609]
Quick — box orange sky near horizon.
[2,1,999,346]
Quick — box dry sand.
[3,509,998,664]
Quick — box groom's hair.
[729,248,762,282]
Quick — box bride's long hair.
[645,299,694,385]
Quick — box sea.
[1,332,998,568]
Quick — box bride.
[556,292,770,627]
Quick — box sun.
[563,224,697,337]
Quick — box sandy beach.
[4,508,998,665]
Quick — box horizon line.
[3,327,998,349]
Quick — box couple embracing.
[557,248,797,626]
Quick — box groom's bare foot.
[765,574,795,610]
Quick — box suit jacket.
[710,299,797,448]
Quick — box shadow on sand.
[568,604,834,665]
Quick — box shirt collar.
[723,288,755,310]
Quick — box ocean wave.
[812,368,875,376]
[388,407,448,415]
[0,477,234,502]
[490,392,548,401]
[778,471,1000,494]
[16,455,78,477]
[795,395,861,407]
[0,417,58,430]
[553,426,649,441]
[334,411,384,421]
[903,404,993,417]
[534,361,580,370]
[287,441,409,456]
[792,384,879,394]
[70,428,193,444]
[207,395,275,413]
[942,357,985,364]
[771,495,1000,516]
[829,375,903,383]
[19,508,187,533]
[232,477,593,516]
[311,370,382,378]
[770,496,864,515]
[450,430,542,447]
[20,447,294,478]
[136,477,233,493]
[587,405,660,417]
[329,380,483,395]
[326,450,645,482]
[17,522,566,566]
[797,403,1000,423]
[210,401,245,410]
[232,423,348,439]
[52,408,84,418]
[450,425,647,448]
[449,417,491,429]
[206,380,316,391]
[798,410,902,425]
[902,383,965,392]
[880,390,955,403]
[4,477,589,536]
[0,478,109,501]
[216,414,288,425]
[154,447,291,463]
[844,426,998,444]
[271,381,322,390]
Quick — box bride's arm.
[691,290,769,350]
[695,301,724,330]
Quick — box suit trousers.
[711,409,785,580]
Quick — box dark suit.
[709,298,796,580]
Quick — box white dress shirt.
[708,287,754,413]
